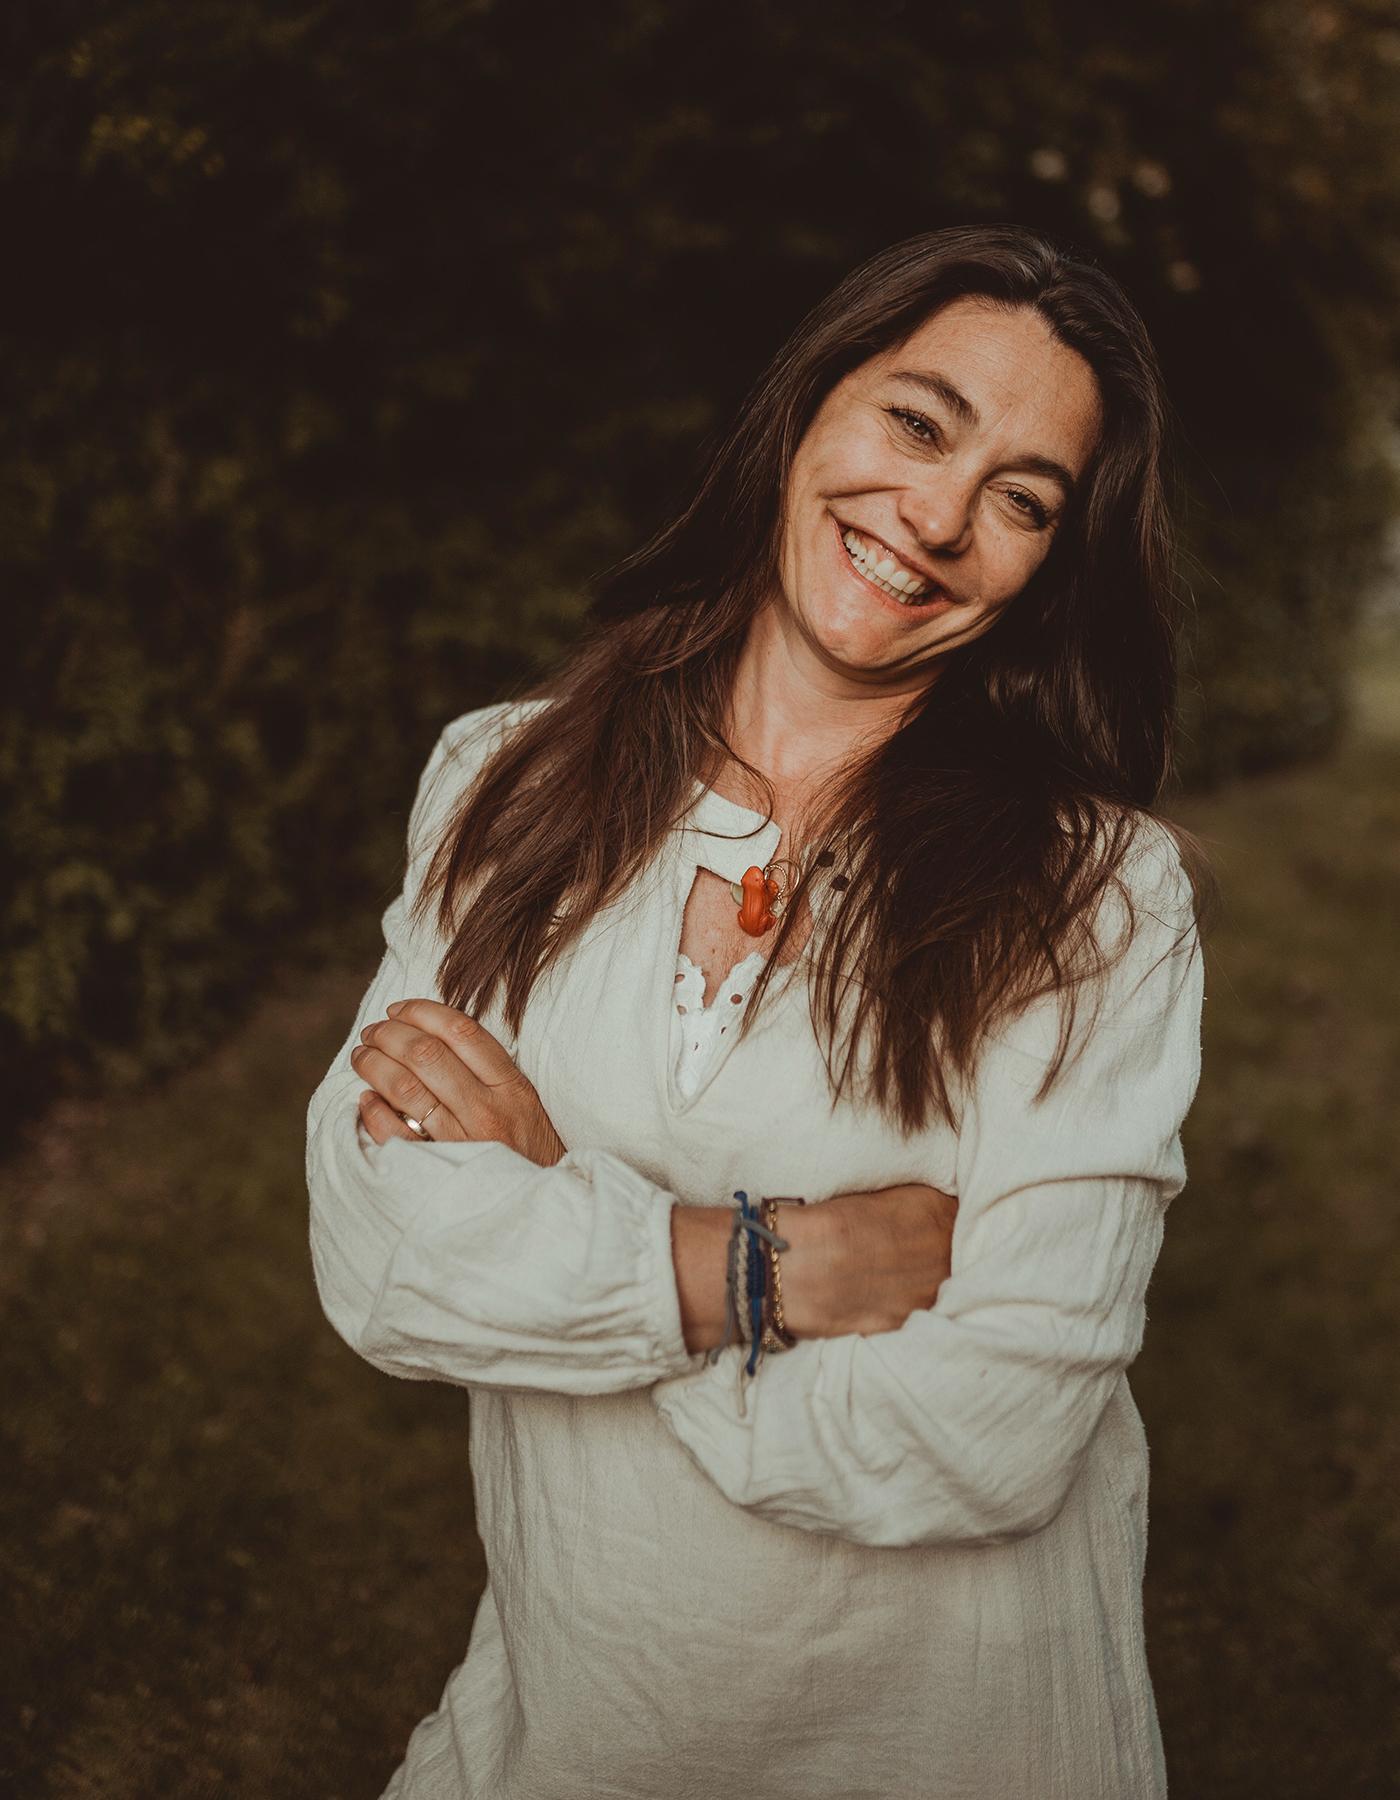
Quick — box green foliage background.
[6,0,1399,1126]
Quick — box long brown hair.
[413,223,1216,1135]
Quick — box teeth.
[841,527,933,602]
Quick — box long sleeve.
[305,702,702,1396]
[650,818,1206,1548]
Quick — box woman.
[306,222,1213,1799]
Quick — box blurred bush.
[4,0,1399,1125]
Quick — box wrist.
[671,1204,733,1355]
[772,1202,844,1341]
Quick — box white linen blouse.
[305,697,1206,1800]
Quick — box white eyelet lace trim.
[672,949,767,1102]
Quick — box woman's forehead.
[845,301,1104,473]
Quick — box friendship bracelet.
[734,1200,753,1346]
[744,1199,766,1376]
[704,1192,806,1411]
[707,1192,761,1367]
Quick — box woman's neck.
[717,604,929,820]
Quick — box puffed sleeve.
[650,818,1206,1547]
[305,700,703,1395]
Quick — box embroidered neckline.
[674,949,766,1016]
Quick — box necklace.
[731,848,846,936]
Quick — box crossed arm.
[307,711,1204,1548]
[350,988,958,1357]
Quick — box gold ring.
[399,1100,440,1141]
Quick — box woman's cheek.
[992,532,1046,601]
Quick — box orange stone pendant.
[732,864,784,936]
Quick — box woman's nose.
[900,478,976,555]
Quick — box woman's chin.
[806,590,928,661]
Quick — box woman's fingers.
[350,1032,470,1140]
[351,1001,565,1166]
[350,1001,520,1142]
[383,1000,520,1086]
[357,1088,419,1146]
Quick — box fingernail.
[386,1002,403,1016]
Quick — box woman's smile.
[829,512,956,616]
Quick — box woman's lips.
[832,515,954,613]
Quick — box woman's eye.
[1006,487,1052,530]
[887,405,939,444]
[888,405,1054,530]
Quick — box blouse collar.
[676,782,783,883]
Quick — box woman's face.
[773,295,1104,689]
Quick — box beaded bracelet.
[757,1194,806,1353]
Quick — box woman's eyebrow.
[887,368,1079,499]
[889,367,980,427]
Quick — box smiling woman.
[780,299,1102,660]
[306,223,1215,1800]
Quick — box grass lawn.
[3,633,1397,1798]
[1135,624,1400,1797]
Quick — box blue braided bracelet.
[704,1191,794,1379]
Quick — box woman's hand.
[351,999,567,1169]
[783,1183,960,1340]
